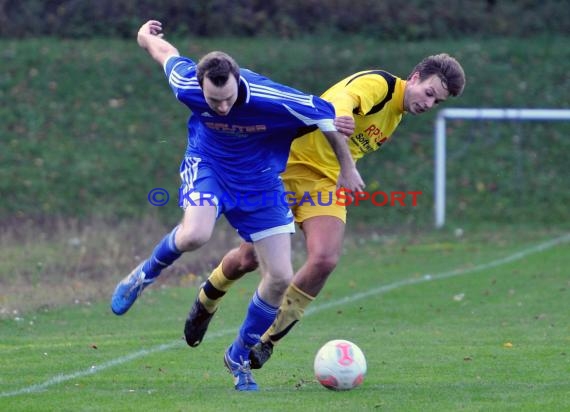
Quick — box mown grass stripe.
[2,233,568,398]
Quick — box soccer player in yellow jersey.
[184,53,466,368]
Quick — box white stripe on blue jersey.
[282,104,336,131]
[163,55,337,192]
[249,84,315,107]
[180,157,201,190]
[169,71,200,90]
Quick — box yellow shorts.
[282,164,347,224]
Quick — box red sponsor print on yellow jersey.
[363,124,390,146]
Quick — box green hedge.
[1,0,568,39]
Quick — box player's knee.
[237,243,259,272]
[308,252,339,277]
[267,273,292,294]
[239,252,259,273]
[175,228,211,251]
[263,265,294,287]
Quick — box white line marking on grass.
[0,341,175,398]
[306,232,570,315]
[2,233,568,398]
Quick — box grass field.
[3,29,569,412]
[1,227,569,411]
[3,35,569,225]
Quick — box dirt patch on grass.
[0,216,250,318]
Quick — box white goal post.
[434,108,570,228]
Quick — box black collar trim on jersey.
[346,70,397,115]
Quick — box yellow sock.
[198,261,236,313]
[261,283,314,344]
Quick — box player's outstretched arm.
[322,131,365,193]
[137,20,180,66]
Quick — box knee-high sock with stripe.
[229,290,278,363]
[141,226,182,280]
[261,283,314,344]
[198,261,237,313]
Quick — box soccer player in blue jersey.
[110,20,364,391]
[184,55,466,370]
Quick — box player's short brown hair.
[197,51,240,87]
[409,53,466,97]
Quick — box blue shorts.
[178,156,295,242]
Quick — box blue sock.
[142,226,182,280]
[229,290,278,363]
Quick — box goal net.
[435,108,570,228]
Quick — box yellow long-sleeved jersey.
[285,70,406,182]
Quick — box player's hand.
[337,166,365,195]
[138,20,164,38]
[334,115,355,137]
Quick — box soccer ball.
[314,339,367,391]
